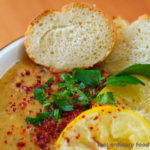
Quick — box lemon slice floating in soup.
[97,75,150,123]
[55,105,150,150]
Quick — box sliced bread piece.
[99,15,150,73]
[24,2,116,72]
[112,16,129,35]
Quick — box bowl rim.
[0,36,24,51]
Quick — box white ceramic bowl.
[0,37,26,78]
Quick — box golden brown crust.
[138,14,150,21]
[24,2,117,73]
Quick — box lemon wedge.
[97,75,150,123]
[55,106,150,150]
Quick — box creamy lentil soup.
[2,54,149,150]
[0,56,102,150]
[0,56,52,149]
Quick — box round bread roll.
[25,2,116,72]
[100,15,150,73]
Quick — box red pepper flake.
[92,136,96,140]
[20,129,26,135]
[13,108,16,112]
[112,116,117,119]
[27,125,31,129]
[16,82,22,88]
[64,137,70,143]
[122,106,125,109]
[74,70,76,75]
[28,110,33,114]
[12,102,16,107]
[92,75,95,79]
[121,80,124,83]
[10,95,13,98]
[108,111,111,114]
[89,126,93,130]
[23,98,26,101]
[93,116,98,120]
[116,101,120,105]
[82,115,85,118]
[19,102,27,110]
[117,108,121,112]
[16,142,26,148]
[4,140,7,144]
[70,84,74,87]
[75,133,80,139]
[7,131,12,135]
[91,102,96,106]
[101,109,104,112]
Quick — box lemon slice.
[97,75,150,123]
[55,106,150,150]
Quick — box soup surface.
[0,56,50,149]
[0,55,106,150]
[0,56,80,150]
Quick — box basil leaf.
[104,75,145,87]
[26,111,52,126]
[72,68,101,88]
[92,92,116,106]
[115,64,150,78]
[33,88,45,104]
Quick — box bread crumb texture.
[100,15,150,73]
[25,2,116,72]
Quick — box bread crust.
[24,2,116,73]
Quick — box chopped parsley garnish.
[26,111,53,126]
[33,88,45,104]
[72,68,101,87]
[92,92,116,106]
[27,64,150,126]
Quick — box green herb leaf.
[104,75,145,87]
[33,88,45,104]
[60,74,77,84]
[72,68,101,88]
[43,103,51,107]
[42,83,49,90]
[114,64,150,78]
[60,73,90,105]
[26,111,52,126]
[47,77,54,83]
[58,82,66,89]
[75,82,86,88]
[53,98,74,111]
[53,109,61,120]
[92,92,116,106]
[69,86,89,105]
